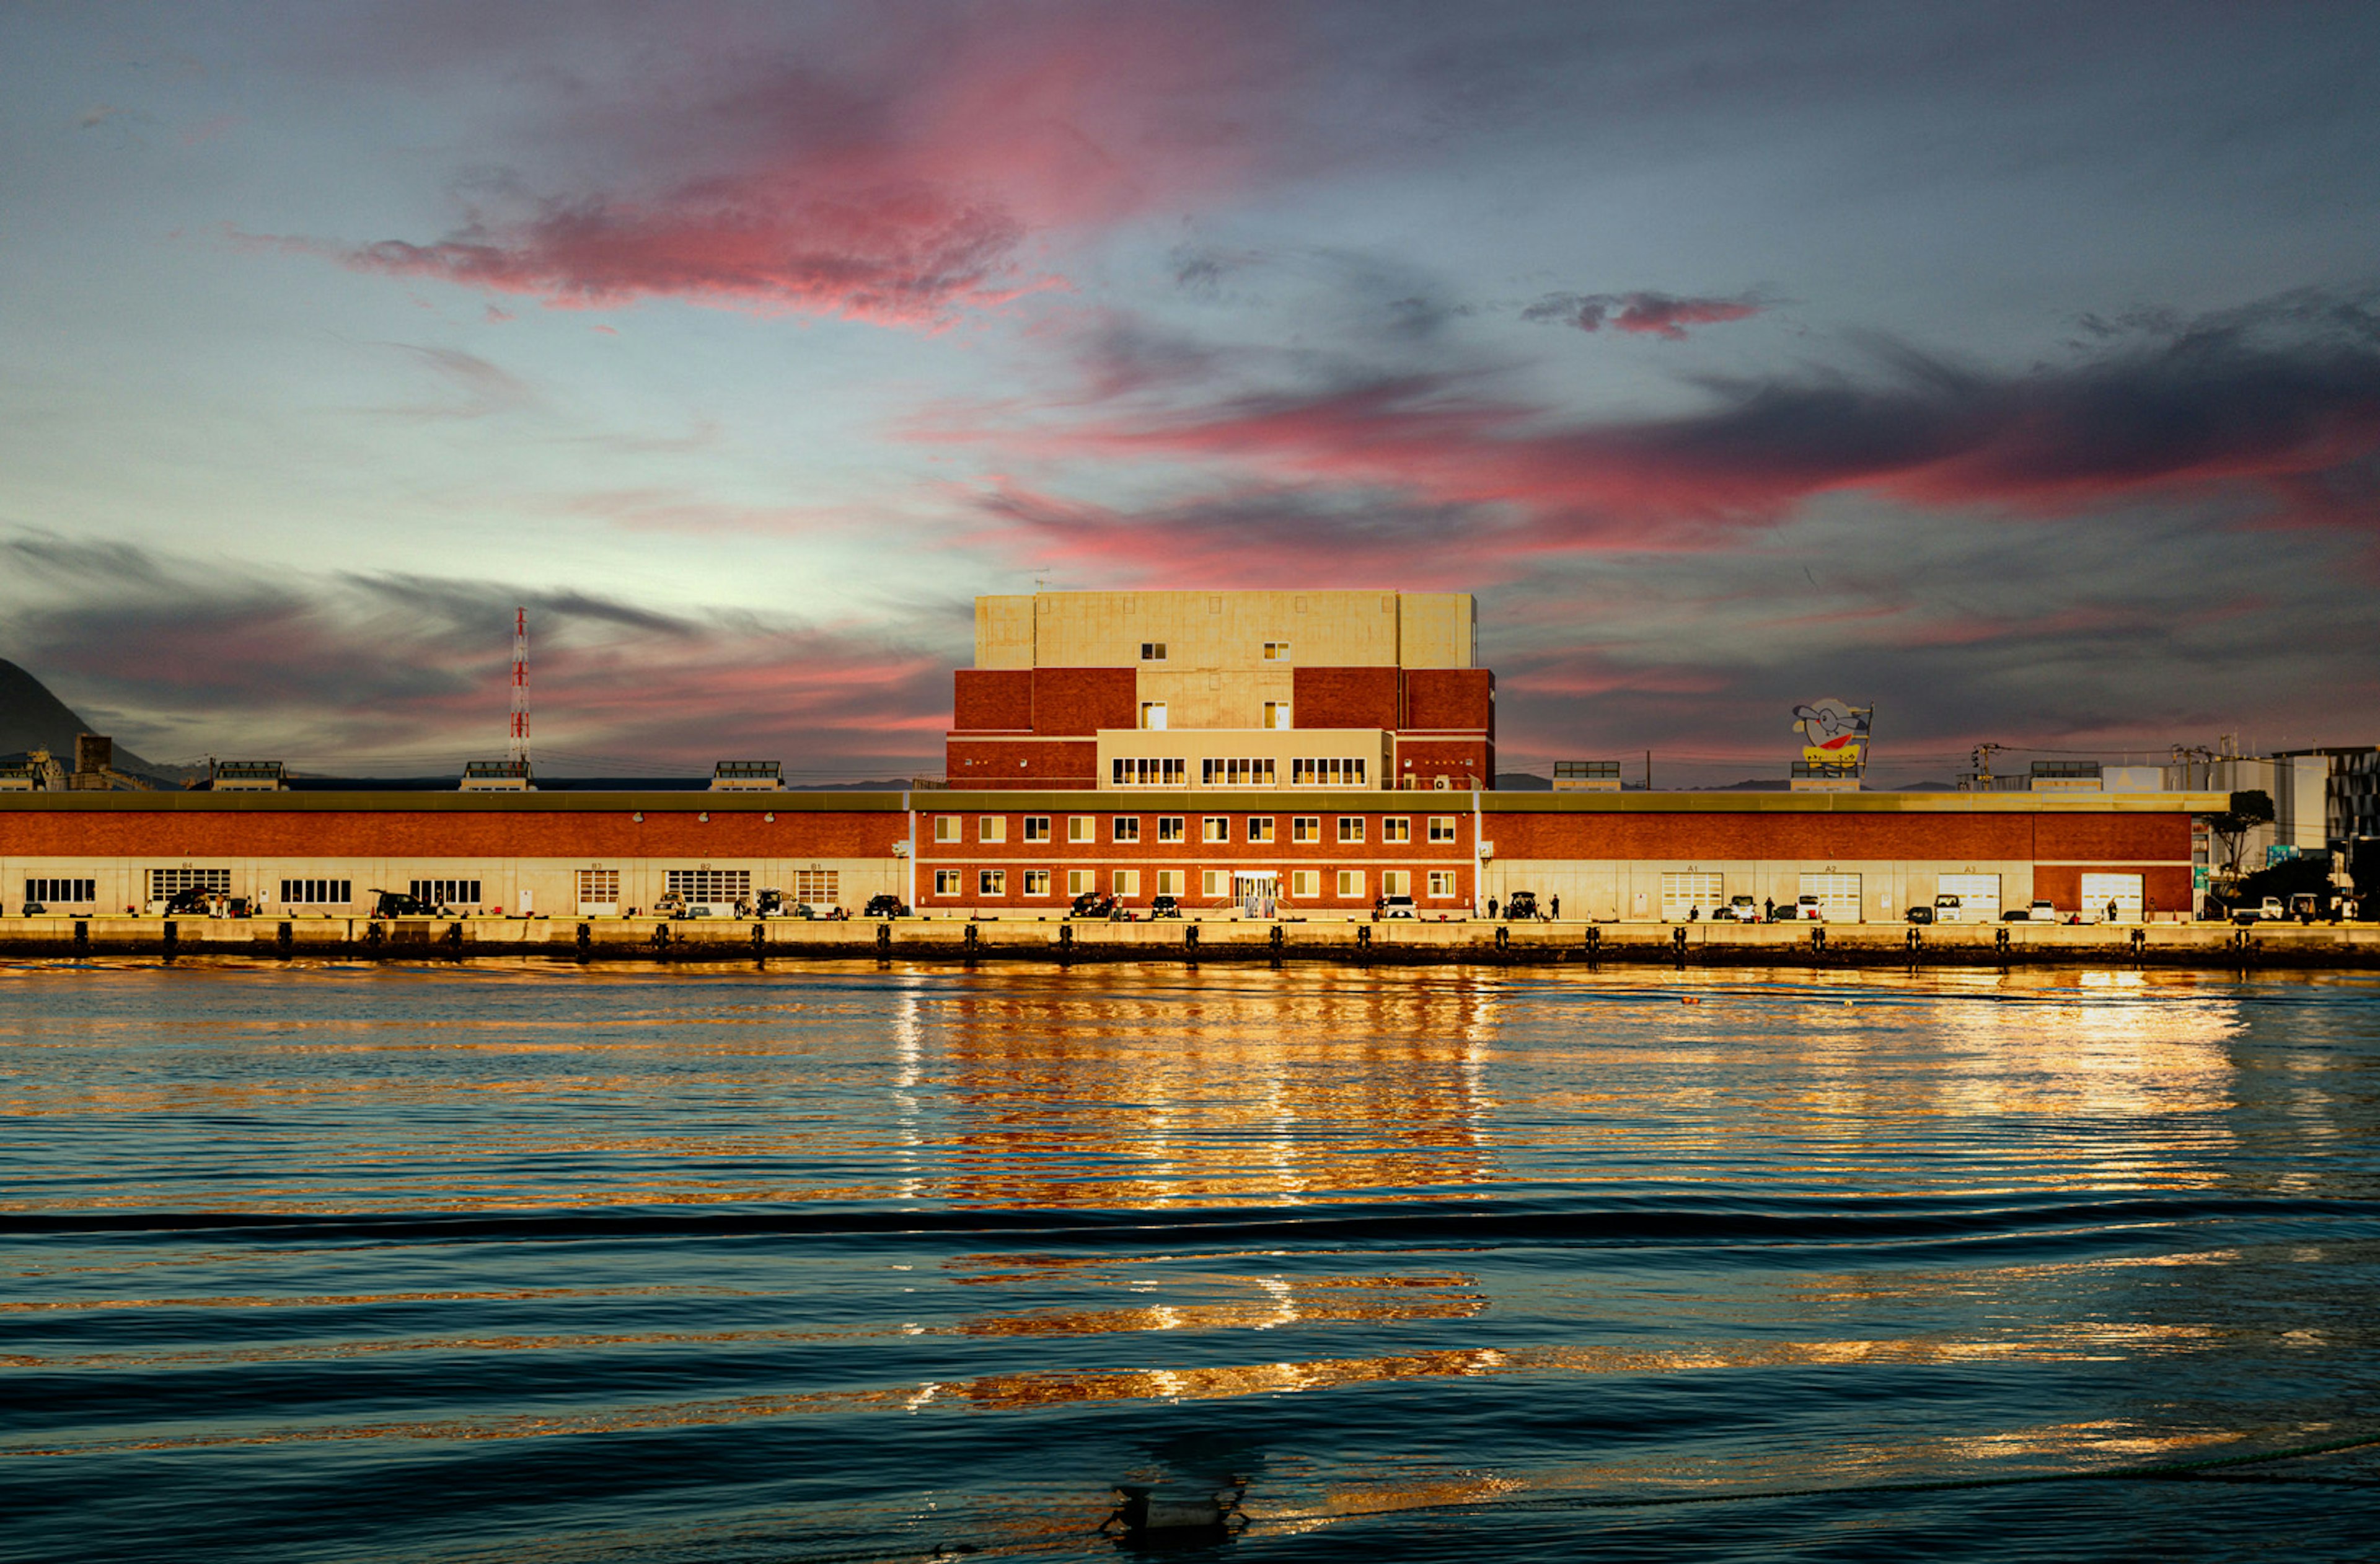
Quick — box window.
[23,878,96,904]
[1202,816,1229,843]
[1291,870,1320,898]
[793,870,839,904]
[1113,870,1140,896]
[1202,870,1228,896]
[1023,869,1052,896]
[1264,700,1290,730]
[1157,815,1186,842]
[1292,758,1368,787]
[576,869,620,908]
[934,816,960,844]
[1429,816,1459,843]
[1292,816,1321,842]
[1023,816,1051,842]
[1337,869,1364,898]
[407,879,479,906]
[282,879,355,905]
[1111,758,1186,786]
[1382,870,1411,897]
[1263,641,1290,661]
[148,868,231,901]
[1246,816,1275,843]
[1199,758,1277,786]
[1338,817,1365,843]
[1156,869,1184,896]
[1068,869,1098,895]
[979,870,1007,896]
[1429,870,1458,898]
[666,869,751,901]
[1069,816,1096,842]
[1140,642,1167,661]
[1139,701,1168,730]
[979,816,1005,843]
[935,870,963,896]
[1112,816,1141,842]
[1382,817,1411,842]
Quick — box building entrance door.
[2080,873,2143,922]
[1233,872,1278,918]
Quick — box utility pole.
[509,607,531,770]
[1644,749,1652,792]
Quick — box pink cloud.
[1525,291,1765,340]
[265,9,1277,327]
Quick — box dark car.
[371,889,442,918]
[1905,905,1934,925]
[1069,891,1117,919]
[863,893,909,919]
[1149,895,1181,919]
[1502,890,1541,921]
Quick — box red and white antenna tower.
[508,607,531,769]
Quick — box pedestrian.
[1551,895,1561,920]
[1763,896,1774,922]
[2105,898,2117,923]
[1488,895,1499,920]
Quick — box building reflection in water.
[914,969,1504,1209]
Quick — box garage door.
[1798,873,1864,922]
[2081,873,2143,923]
[1660,872,1724,921]
[1936,873,2001,922]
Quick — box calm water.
[3,961,2378,1562]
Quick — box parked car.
[20,901,45,916]
[1376,895,1416,920]
[1502,890,1541,921]
[863,893,909,919]
[1905,904,1934,925]
[1933,893,1965,923]
[1713,895,1761,922]
[2003,900,2058,922]
[2233,896,2287,926]
[369,889,444,918]
[653,891,688,919]
[1150,895,1183,919]
[1786,895,1825,921]
[1069,891,1117,919]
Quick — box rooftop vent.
[710,760,784,792]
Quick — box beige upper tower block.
[971,591,1476,669]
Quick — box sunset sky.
[4,1,2376,782]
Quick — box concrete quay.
[1,914,2374,969]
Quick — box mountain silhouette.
[0,659,167,776]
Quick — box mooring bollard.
[964,922,979,956]
[876,921,892,953]
[576,922,591,960]
[1810,926,1826,955]
[276,920,293,957]
[1269,922,1284,966]
[650,922,672,952]
[1994,925,2010,963]
[446,921,464,958]
[1184,921,1199,956]
[1585,925,1600,963]
[751,922,767,956]
[162,919,177,959]
[74,920,90,956]
[1057,922,1072,964]
[2130,926,2146,966]
[1673,925,1688,966]
[1495,924,1510,953]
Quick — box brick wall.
[1403,668,1493,737]
[0,810,902,859]
[944,738,1098,787]
[1292,666,1401,730]
[951,669,1034,731]
[1031,668,1137,735]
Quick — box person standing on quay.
[1551,895,1561,920]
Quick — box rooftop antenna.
[509,607,531,769]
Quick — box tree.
[2203,789,2275,874]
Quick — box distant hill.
[0,658,170,778]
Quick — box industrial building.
[0,590,2244,926]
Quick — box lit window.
[1199,758,1277,786]
[1156,869,1183,896]
[1382,817,1411,842]
[1069,816,1096,842]
[1158,816,1186,842]
[1139,701,1168,730]
[1337,869,1364,897]
[1292,758,1368,786]
[1338,817,1364,844]
[1264,700,1290,730]
[1263,642,1290,661]
[1246,816,1275,843]
[1113,869,1140,896]
[1382,870,1411,897]
[1203,816,1229,842]
[978,869,1006,896]
[1429,816,1459,842]
[979,816,1005,843]
[1111,758,1186,786]
[1067,869,1097,895]
[1113,816,1141,842]
[1023,816,1051,842]
[935,870,963,896]
[1023,870,1051,896]
[935,816,960,843]
[1202,870,1228,896]
[1292,816,1320,843]
[1140,642,1167,661]
[1428,870,1457,898]
[1291,870,1320,898]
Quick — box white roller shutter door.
[1798,873,1864,921]
[1936,873,2001,922]
[2081,873,2143,923]
[1660,872,1724,920]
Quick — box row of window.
[1136,641,1294,662]
[24,878,96,903]
[935,868,1463,899]
[937,815,1463,844]
[1108,756,1373,785]
[282,879,353,904]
